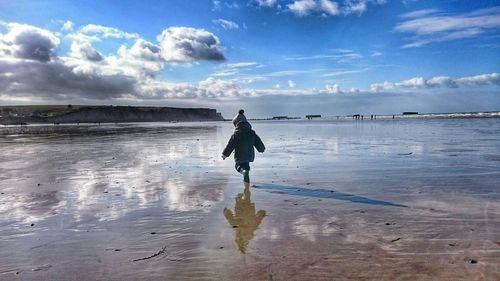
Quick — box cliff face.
[0,105,224,125]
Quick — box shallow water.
[0,118,499,280]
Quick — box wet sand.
[0,119,499,280]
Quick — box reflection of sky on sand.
[0,124,228,226]
[1,119,499,280]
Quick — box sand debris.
[132,246,167,262]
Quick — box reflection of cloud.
[292,214,339,242]
[0,191,66,223]
[0,124,228,225]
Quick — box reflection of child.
[223,182,266,253]
[222,120,265,183]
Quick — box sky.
[0,0,499,118]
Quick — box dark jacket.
[223,121,265,163]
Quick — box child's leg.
[235,163,251,182]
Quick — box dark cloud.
[158,27,225,62]
[0,59,136,99]
[0,23,59,62]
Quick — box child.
[222,120,265,183]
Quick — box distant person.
[222,120,265,183]
[232,109,247,127]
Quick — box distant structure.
[403,112,418,115]
[305,114,321,120]
[272,116,289,120]
[353,114,360,120]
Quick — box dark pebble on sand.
[465,259,477,264]
[391,237,401,242]
[30,223,35,227]
[232,225,238,228]
[151,232,156,235]
[385,223,392,225]
[448,243,456,247]
[37,183,41,186]
[114,249,121,251]
[218,246,224,249]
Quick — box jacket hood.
[235,121,252,131]
[232,113,247,127]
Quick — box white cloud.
[455,73,500,86]
[212,62,260,77]
[284,49,363,62]
[400,9,438,19]
[325,83,341,94]
[255,0,277,8]
[342,0,367,15]
[61,20,74,32]
[226,62,259,68]
[80,24,139,39]
[288,0,317,16]
[395,7,500,48]
[370,73,500,92]
[212,0,221,11]
[69,40,104,61]
[213,18,239,30]
[371,51,382,56]
[158,27,225,62]
[320,0,340,16]
[321,69,364,77]
[288,80,296,88]
[287,0,385,17]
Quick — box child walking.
[222,111,265,183]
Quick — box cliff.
[0,105,224,125]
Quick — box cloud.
[287,0,384,17]
[324,84,360,94]
[288,0,317,16]
[371,51,382,56]
[61,20,74,32]
[288,80,296,88]
[80,24,139,39]
[321,69,365,77]
[0,22,231,102]
[212,0,221,11]
[0,59,136,100]
[158,27,225,62]
[255,0,277,8]
[370,73,500,92]
[455,73,500,86]
[213,18,239,30]
[212,61,260,77]
[0,23,60,62]
[284,49,363,62]
[395,7,500,48]
[226,62,259,68]
[119,38,162,62]
[400,9,437,19]
[69,40,104,61]
[321,0,340,16]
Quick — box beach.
[0,118,499,280]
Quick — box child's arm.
[222,135,236,159]
[254,133,265,153]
